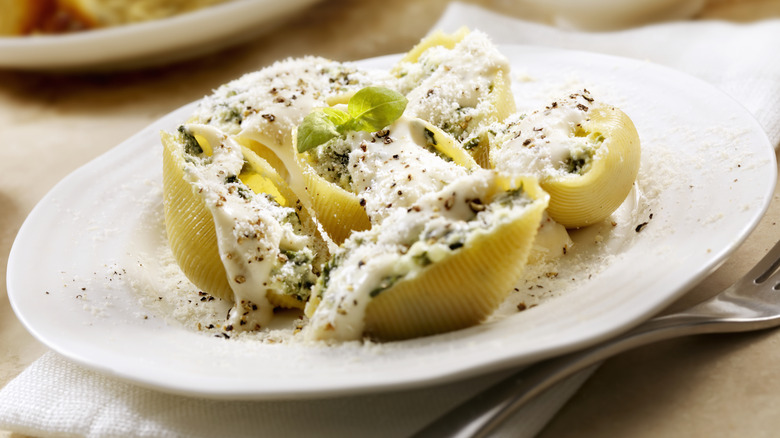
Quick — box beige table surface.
[2,0,780,436]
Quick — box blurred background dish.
[513,0,706,30]
[0,0,235,36]
[0,0,320,70]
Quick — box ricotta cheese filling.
[306,116,469,223]
[305,169,534,341]
[178,123,317,331]
[395,30,511,147]
[491,91,605,178]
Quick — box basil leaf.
[296,87,407,153]
[348,86,408,132]
[296,111,341,153]
[322,107,352,126]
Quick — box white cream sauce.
[345,117,470,223]
[180,124,311,331]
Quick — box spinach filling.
[178,126,203,156]
[273,248,317,301]
[306,139,354,190]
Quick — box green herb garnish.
[178,126,203,156]
[296,86,407,153]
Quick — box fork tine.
[750,240,780,284]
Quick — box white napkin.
[0,352,593,437]
[4,3,780,438]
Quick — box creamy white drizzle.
[179,123,313,331]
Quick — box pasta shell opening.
[543,105,641,228]
[294,147,372,244]
[161,127,325,310]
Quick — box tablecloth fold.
[0,352,594,437]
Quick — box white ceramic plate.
[0,0,319,70]
[7,46,776,399]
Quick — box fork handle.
[411,313,725,438]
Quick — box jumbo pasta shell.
[543,105,641,228]
[239,137,292,184]
[295,150,371,245]
[236,135,337,258]
[162,131,233,301]
[240,147,327,310]
[469,68,516,168]
[492,68,517,122]
[412,118,479,170]
[396,26,470,65]
[363,175,547,340]
[395,28,516,168]
[161,129,318,309]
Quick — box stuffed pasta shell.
[190,57,397,221]
[304,170,549,341]
[162,123,326,330]
[295,113,478,240]
[393,28,516,167]
[490,91,641,228]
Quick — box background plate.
[0,0,319,70]
[7,46,776,399]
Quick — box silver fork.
[413,239,780,438]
